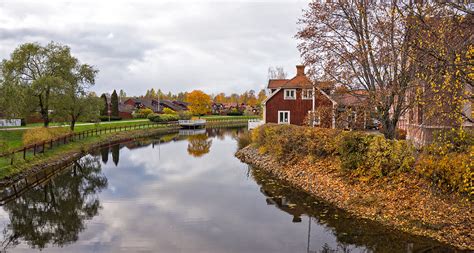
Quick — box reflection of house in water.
[260,185,305,223]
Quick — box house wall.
[265,89,333,126]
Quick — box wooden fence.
[0,122,178,166]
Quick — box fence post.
[23,147,26,159]
[50,139,53,149]
[33,144,36,156]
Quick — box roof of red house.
[268,79,289,89]
[331,90,368,106]
[267,65,335,90]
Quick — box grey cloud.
[0,0,308,96]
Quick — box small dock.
[178,119,206,129]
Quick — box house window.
[284,89,296,100]
[278,111,290,124]
[302,89,313,100]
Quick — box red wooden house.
[263,65,336,127]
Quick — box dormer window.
[302,89,313,100]
[284,89,296,100]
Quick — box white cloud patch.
[0,0,308,96]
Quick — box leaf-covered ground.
[236,146,473,250]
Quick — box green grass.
[0,119,153,152]
[0,124,176,178]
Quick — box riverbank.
[236,146,473,250]
[0,126,180,187]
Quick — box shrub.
[23,127,72,145]
[178,111,193,120]
[227,108,243,116]
[338,132,373,171]
[427,128,473,155]
[148,114,179,123]
[162,108,177,115]
[416,148,473,196]
[305,127,342,157]
[362,136,415,177]
[98,116,122,121]
[133,108,153,118]
[251,124,341,164]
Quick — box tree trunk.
[70,118,76,131]
[382,118,396,139]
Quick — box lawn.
[0,119,151,152]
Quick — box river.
[0,127,459,252]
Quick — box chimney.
[296,65,305,76]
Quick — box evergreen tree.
[100,93,108,116]
[111,90,119,117]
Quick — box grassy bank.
[0,120,151,152]
[0,125,179,183]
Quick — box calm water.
[0,127,459,252]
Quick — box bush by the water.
[23,127,72,145]
[148,113,180,122]
[251,124,470,196]
[99,116,122,121]
[415,129,473,196]
[133,108,153,118]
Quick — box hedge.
[250,124,472,196]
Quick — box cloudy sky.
[0,0,309,96]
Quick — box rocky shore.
[235,146,473,250]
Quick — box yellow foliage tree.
[185,90,211,116]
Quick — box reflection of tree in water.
[100,146,109,164]
[111,144,120,166]
[187,134,212,157]
[1,156,108,251]
[249,167,457,253]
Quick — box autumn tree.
[408,6,473,127]
[257,89,267,104]
[297,1,421,139]
[111,90,119,117]
[214,92,227,104]
[185,90,211,116]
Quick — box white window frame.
[302,89,313,100]
[278,110,290,124]
[283,89,296,100]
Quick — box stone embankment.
[235,146,473,250]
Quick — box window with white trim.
[284,89,296,100]
[278,111,290,124]
[302,89,313,100]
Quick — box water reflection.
[0,127,463,252]
[1,157,107,251]
[187,134,212,157]
[250,166,457,253]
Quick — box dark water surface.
[0,128,459,252]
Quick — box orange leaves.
[185,90,211,116]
